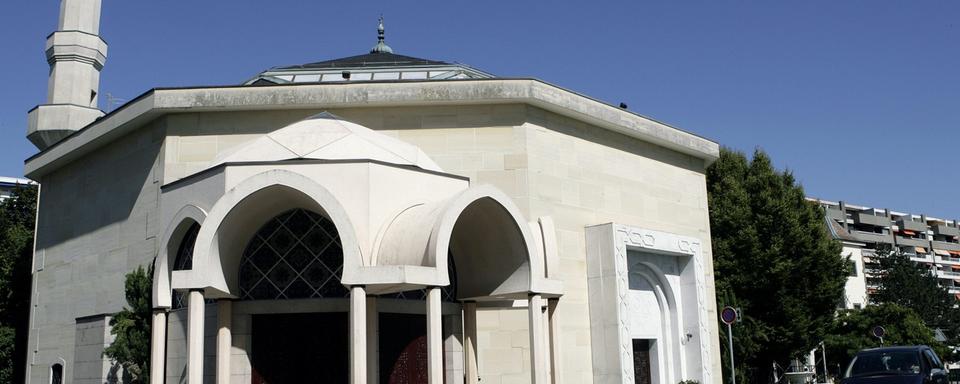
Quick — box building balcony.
[897,218,927,233]
[909,255,935,264]
[849,231,893,244]
[937,270,960,278]
[938,255,960,264]
[895,235,929,248]
[931,240,960,252]
[933,224,960,238]
[856,212,890,227]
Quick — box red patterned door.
[381,313,446,384]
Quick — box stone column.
[216,299,232,384]
[426,287,443,384]
[187,290,205,384]
[547,298,562,384]
[350,286,367,384]
[529,294,547,384]
[463,301,479,384]
[150,309,167,384]
[366,296,378,384]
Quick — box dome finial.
[370,15,393,54]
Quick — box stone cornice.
[24,79,720,178]
[45,30,108,69]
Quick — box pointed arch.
[153,204,206,308]
[189,169,362,297]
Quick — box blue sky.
[1,2,958,217]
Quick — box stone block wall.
[165,304,217,384]
[72,315,116,384]
[475,308,532,384]
[27,121,165,384]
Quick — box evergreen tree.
[707,148,848,383]
[870,245,960,345]
[824,303,945,377]
[103,265,153,383]
[0,184,37,383]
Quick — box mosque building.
[23,1,723,383]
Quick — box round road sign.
[872,326,886,339]
[721,306,738,325]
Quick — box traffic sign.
[872,326,886,339]
[721,306,739,325]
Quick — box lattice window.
[173,290,186,310]
[173,223,200,271]
[171,290,214,310]
[238,209,348,300]
[171,222,201,309]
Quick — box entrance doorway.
[379,312,444,384]
[251,313,349,384]
[633,339,653,384]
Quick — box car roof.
[858,345,930,353]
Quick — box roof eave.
[24,79,719,178]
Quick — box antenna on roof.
[106,93,126,112]
[370,15,394,54]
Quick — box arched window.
[173,223,200,271]
[238,208,348,300]
[172,222,200,309]
[50,363,63,384]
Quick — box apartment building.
[809,198,960,309]
[0,176,35,201]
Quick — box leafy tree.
[824,303,945,377]
[0,184,38,383]
[707,148,848,383]
[869,245,960,342]
[103,264,153,383]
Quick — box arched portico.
[153,204,207,308]
[433,186,544,299]
[190,169,363,298]
[152,162,563,384]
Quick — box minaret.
[27,0,108,150]
[369,16,393,54]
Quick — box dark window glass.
[846,351,922,378]
[173,223,200,271]
[51,364,63,384]
[924,349,943,369]
[171,222,201,309]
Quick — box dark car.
[841,345,948,384]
